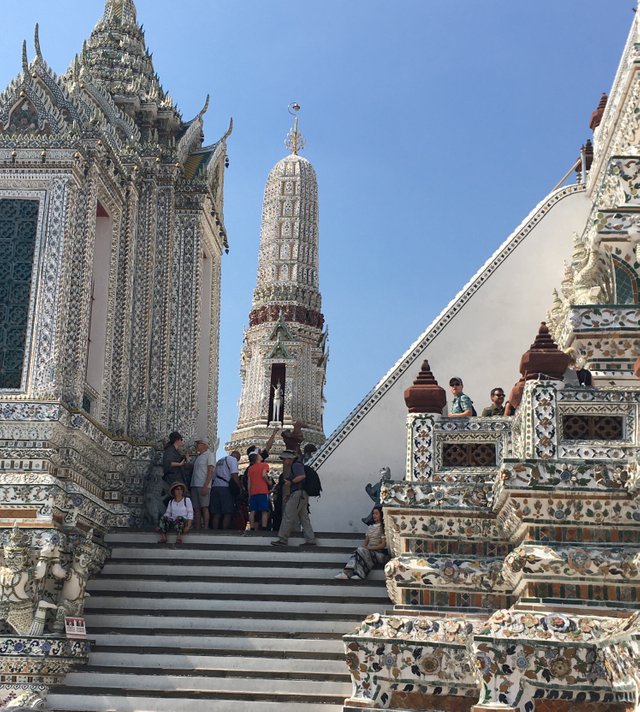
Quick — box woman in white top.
[158,481,193,545]
[334,506,389,580]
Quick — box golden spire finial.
[285,102,306,155]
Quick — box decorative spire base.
[403,360,446,414]
[519,322,570,381]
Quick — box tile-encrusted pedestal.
[0,636,90,708]
[343,380,640,712]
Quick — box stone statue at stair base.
[0,525,65,637]
[0,526,99,708]
[53,531,96,629]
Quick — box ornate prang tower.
[228,105,328,459]
[0,1,230,703]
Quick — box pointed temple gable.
[268,311,295,342]
[266,333,292,360]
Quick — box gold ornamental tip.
[285,102,306,155]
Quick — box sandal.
[158,536,168,544]
[176,536,184,545]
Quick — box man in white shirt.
[191,438,216,530]
[211,450,241,530]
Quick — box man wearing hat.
[191,438,216,530]
[448,377,475,418]
[271,451,316,547]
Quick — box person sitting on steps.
[334,505,388,580]
[158,482,193,546]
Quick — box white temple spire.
[227,106,327,461]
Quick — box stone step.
[88,651,349,674]
[49,691,345,712]
[97,563,386,592]
[106,546,357,563]
[87,578,387,599]
[106,531,363,548]
[84,612,365,635]
[109,528,364,537]
[101,561,377,578]
[58,670,352,694]
[90,635,344,657]
[85,594,380,615]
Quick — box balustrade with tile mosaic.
[343,367,640,712]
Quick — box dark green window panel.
[613,259,638,305]
[0,199,39,389]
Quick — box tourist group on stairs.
[156,362,593,547]
[157,428,321,546]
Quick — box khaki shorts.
[190,486,211,508]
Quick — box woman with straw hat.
[158,481,193,545]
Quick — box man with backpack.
[448,377,476,417]
[271,451,317,547]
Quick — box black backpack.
[303,465,322,497]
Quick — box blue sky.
[0,1,634,452]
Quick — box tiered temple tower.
[0,0,230,704]
[228,107,328,460]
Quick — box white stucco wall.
[313,185,591,533]
[86,212,113,397]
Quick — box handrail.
[551,157,582,193]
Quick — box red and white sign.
[64,617,87,639]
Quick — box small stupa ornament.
[285,102,306,155]
[519,321,570,381]
[404,359,447,414]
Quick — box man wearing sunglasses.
[448,378,475,418]
[481,388,508,417]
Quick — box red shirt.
[247,463,270,496]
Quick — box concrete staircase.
[48,530,389,712]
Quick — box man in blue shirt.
[449,377,475,417]
[271,451,316,547]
